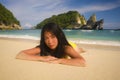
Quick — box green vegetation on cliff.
[0,3,21,30]
[36,11,86,29]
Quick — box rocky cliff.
[0,3,22,30]
[80,14,104,30]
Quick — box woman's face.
[44,31,58,50]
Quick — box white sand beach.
[0,38,120,80]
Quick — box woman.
[16,23,86,67]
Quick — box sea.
[0,29,120,46]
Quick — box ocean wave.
[64,29,72,31]
[81,30,94,32]
[0,34,39,40]
[69,39,120,47]
[0,34,120,47]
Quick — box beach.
[0,38,120,80]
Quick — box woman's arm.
[48,46,86,67]
[59,57,85,67]
[16,48,57,62]
[16,48,42,61]
[16,46,86,67]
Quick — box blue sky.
[0,0,120,29]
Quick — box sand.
[0,38,120,80]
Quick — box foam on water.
[69,39,120,47]
[0,29,120,46]
[0,34,120,47]
[0,34,39,40]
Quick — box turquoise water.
[0,29,120,46]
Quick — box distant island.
[0,3,22,30]
[35,11,104,30]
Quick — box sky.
[0,0,120,29]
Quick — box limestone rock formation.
[80,14,104,30]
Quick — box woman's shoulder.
[64,45,74,52]
[64,41,77,51]
[68,41,77,49]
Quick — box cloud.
[73,2,120,13]
[32,0,64,10]
[24,23,32,28]
[104,22,120,29]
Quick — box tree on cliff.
[35,11,86,29]
[0,3,20,26]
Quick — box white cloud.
[32,0,63,9]
[76,2,120,13]
[104,22,120,29]
[24,23,33,28]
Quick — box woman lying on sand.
[16,22,86,67]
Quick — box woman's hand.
[40,56,63,64]
[40,56,58,62]
[48,58,86,67]
[47,59,63,64]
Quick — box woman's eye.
[44,37,48,40]
[51,35,56,38]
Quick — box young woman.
[16,23,86,67]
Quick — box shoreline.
[0,37,120,51]
[0,37,40,43]
[0,33,120,46]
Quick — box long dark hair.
[39,22,70,58]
